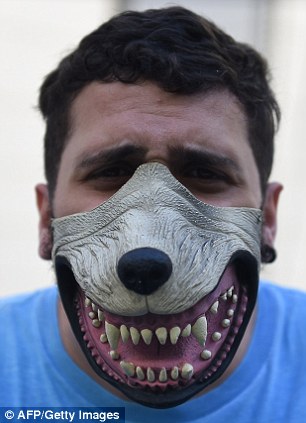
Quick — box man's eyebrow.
[75,144,148,171]
[168,146,242,172]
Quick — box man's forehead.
[69,81,246,120]
[66,81,249,159]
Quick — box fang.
[105,322,120,350]
[191,316,207,346]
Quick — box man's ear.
[35,184,53,260]
[261,182,283,262]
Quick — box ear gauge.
[261,244,277,263]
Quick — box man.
[1,6,306,422]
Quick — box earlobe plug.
[261,244,276,263]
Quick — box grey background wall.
[1,0,305,295]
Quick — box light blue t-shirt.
[0,282,305,422]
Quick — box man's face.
[53,82,262,217]
[38,82,280,407]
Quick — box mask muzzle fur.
[52,162,262,408]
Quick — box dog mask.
[52,162,262,408]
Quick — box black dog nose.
[117,247,172,295]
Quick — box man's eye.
[184,167,227,181]
[89,166,134,179]
[81,164,136,192]
[177,166,233,195]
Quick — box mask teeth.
[104,321,120,350]
[84,284,238,349]
[119,361,195,383]
[80,284,247,389]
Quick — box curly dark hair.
[39,6,280,197]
